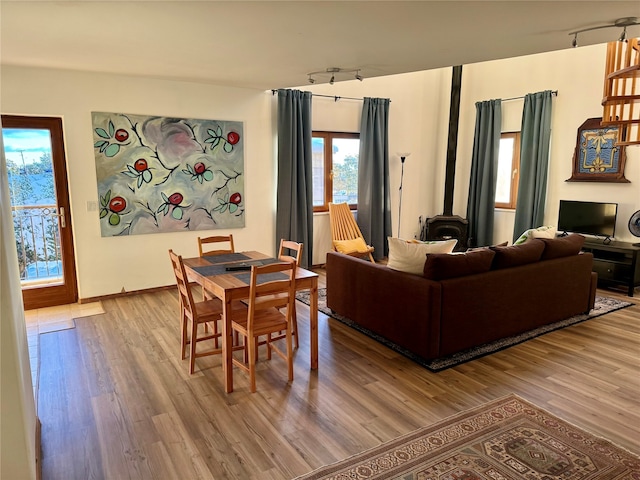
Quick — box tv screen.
[557,200,617,238]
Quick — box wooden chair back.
[329,202,365,243]
[278,239,303,265]
[168,249,196,322]
[198,234,235,257]
[246,262,296,331]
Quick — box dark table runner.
[202,252,250,264]
[191,257,286,284]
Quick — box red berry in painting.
[229,192,242,205]
[134,159,148,172]
[227,132,240,145]
[168,193,183,205]
[109,196,126,213]
[194,162,206,175]
[114,129,129,142]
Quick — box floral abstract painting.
[92,112,244,236]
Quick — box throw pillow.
[387,237,458,275]
[490,239,545,269]
[334,237,370,254]
[514,226,557,245]
[423,248,495,280]
[540,233,585,260]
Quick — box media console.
[582,238,640,297]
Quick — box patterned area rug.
[295,288,633,372]
[295,394,640,479]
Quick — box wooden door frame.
[2,115,78,309]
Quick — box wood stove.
[419,65,470,251]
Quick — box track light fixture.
[569,16,639,48]
[306,67,364,85]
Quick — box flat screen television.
[557,200,617,239]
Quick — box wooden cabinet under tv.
[582,238,640,297]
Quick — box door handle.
[58,206,66,228]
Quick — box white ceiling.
[1,1,640,91]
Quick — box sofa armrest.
[326,251,443,359]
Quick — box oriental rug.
[295,394,640,480]
[295,289,633,372]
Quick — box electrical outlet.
[87,200,98,212]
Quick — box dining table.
[182,251,319,393]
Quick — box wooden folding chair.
[229,261,297,393]
[328,202,375,262]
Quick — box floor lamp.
[397,153,410,237]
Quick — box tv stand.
[582,238,640,297]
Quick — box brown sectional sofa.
[326,234,597,363]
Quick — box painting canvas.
[92,112,244,236]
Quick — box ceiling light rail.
[307,67,364,85]
[569,17,639,47]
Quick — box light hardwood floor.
[36,272,639,479]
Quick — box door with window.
[2,115,77,309]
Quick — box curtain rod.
[502,90,558,102]
[271,89,374,102]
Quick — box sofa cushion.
[490,239,545,269]
[514,225,557,245]
[387,237,457,275]
[540,234,585,260]
[423,248,495,280]
[334,237,370,254]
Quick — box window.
[312,132,360,211]
[495,132,521,209]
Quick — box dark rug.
[295,288,633,372]
[294,394,640,479]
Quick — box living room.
[2,2,639,479]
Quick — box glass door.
[2,115,77,309]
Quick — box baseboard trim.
[79,284,176,304]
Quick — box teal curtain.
[466,99,502,247]
[512,90,553,243]
[358,97,391,258]
[275,89,313,268]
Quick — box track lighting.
[306,67,364,85]
[619,26,627,41]
[569,16,639,48]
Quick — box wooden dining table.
[182,251,319,393]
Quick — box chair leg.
[291,303,299,349]
[248,335,257,393]
[189,320,198,374]
[181,309,188,360]
[286,325,294,382]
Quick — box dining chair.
[229,261,297,393]
[168,249,225,374]
[197,234,235,257]
[197,234,235,306]
[274,239,303,348]
[328,202,375,263]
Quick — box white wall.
[306,68,453,264]
[1,66,275,299]
[458,44,640,244]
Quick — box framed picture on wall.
[566,117,629,183]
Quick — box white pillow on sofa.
[514,226,557,245]
[387,237,458,275]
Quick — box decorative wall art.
[92,112,244,236]
[566,117,629,183]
